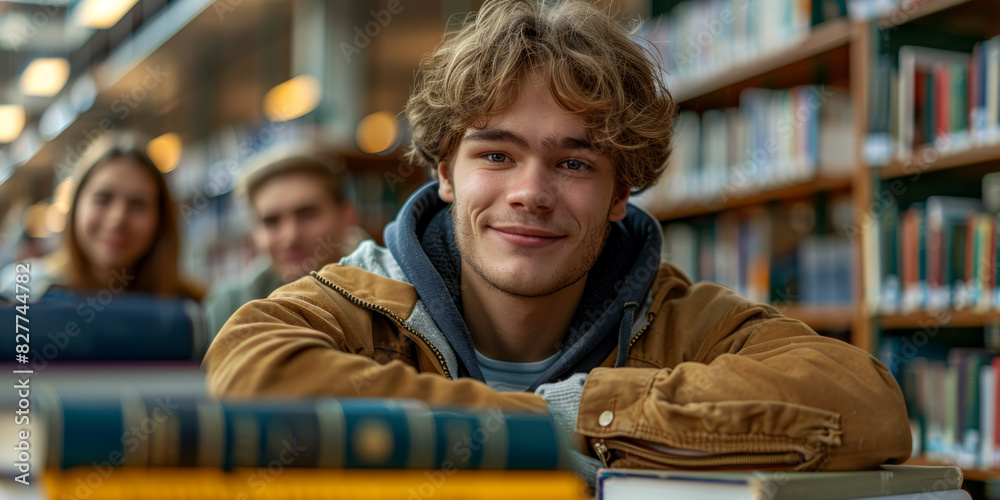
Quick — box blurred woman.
[0,136,202,301]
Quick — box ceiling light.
[356,111,400,154]
[20,58,70,97]
[0,105,25,143]
[262,75,321,122]
[147,133,182,173]
[72,0,140,29]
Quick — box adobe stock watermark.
[27,269,136,371]
[876,0,929,41]
[214,0,247,21]
[2,0,62,51]
[673,0,749,67]
[340,0,416,63]
[842,137,952,245]
[384,159,426,193]
[52,64,170,181]
[277,233,351,284]
[58,397,181,500]
[236,440,307,499]
[720,85,837,202]
[406,407,507,500]
[178,119,287,222]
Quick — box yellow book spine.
[43,468,588,500]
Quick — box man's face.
[438,78,630,297]
[252,173,354,282]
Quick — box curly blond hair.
[404,0,676,192]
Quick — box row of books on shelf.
[893,38,1000,162]
[868,26,1000,165]
[883,340,1000,472]
[661,197,853,309]
[634,86,853,214]
[638,0,848,93]
[876,192,1000,315]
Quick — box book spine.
[1,293,205,365]
[45,396,565,471]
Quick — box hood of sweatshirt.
[381,181,662,390]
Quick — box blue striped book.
[37,395,566,471]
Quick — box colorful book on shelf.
[35,468,586,500]
[949,349,996,468]
[980,362,995,470]
[0,290,208,364]
[899,347,1000,470]
[595,464,964,500]
[970,36,1000,144]
[1,395,566,472]
[925,197,982,310]
[878,200,901,314]
[883,23,982,161]
[900,203,927,312]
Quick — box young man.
[204,151,360,336]
[205,0,910,478]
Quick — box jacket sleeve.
[202,277,548,414]
[576,282,912,471]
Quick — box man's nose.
[505,160,555,213]
[278,220,301,247]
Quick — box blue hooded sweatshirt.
[383,181,662,391]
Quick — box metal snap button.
[598,410,614,427]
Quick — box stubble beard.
[450,205,611,298]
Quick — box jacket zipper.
[310,272,452,379]
[593,438,806,469]
[628,312,655,350]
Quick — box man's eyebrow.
[258,201,319,223]
[465,128,598,154]
[544,135,598,153]
[463,128,531,149]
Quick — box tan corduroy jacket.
[204,249,912,472]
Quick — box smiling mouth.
[490,226,565,248]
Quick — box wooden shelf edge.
[672,18,852,102]
[651,175,853,221]
[777,304,855,331]
[879,310,1000,329]
[879,143,1000,179]
[905,455,1000,483]
[878,0,972,28]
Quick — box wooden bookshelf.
[778,304,855,331]
[651,175,852,221]
[878,143,1000,179]
[879,0,972,26]
[880,310,1000,329]
[671,18,853,102]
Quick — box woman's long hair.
[60,135,202,300]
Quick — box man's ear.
[437,160,455,203]
[608,183,631,222]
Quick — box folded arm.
[576,284,912,471]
